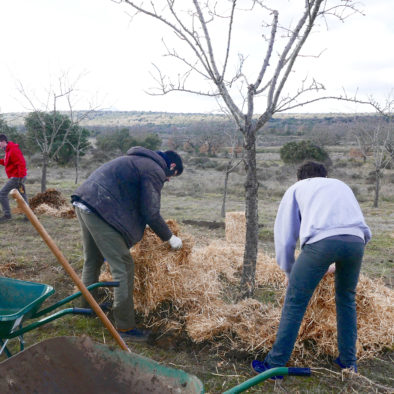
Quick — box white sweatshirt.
[274,177,372,276]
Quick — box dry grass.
[100,218,393,365]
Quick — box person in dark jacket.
[0,134,28,222]
[71,147,183,342]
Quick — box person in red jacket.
[0,134,28,222]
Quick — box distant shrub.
[189,157,217,169]
[214,162,228,171]
[350,172,362,180]
[280,140,330,165]
[334,160,348,168]
[96,129,161,154]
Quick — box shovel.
[11,188,130,353]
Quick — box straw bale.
[11,189,76,218]
[28,188,68,210]
[225,212,245,244]
[98,219,394,362]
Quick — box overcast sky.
[0,0,393,115]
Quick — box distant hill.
[2,110,379,148]
[2,110,376,130]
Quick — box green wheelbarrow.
[0,276,119,358]
[0,335,204,393]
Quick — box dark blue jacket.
[72,147,172,247]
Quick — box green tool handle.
[223,367,311,394]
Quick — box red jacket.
[0,141,27,178]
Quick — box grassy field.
[0,145,393,393]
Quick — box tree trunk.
[41,153,49,193]
[373,169,380,208]
[240,129,259,298]
[75,151,80,184]
[221,161,232,218]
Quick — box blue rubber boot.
[118,328,151,343]
[251,360,284,380]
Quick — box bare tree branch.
[118,0,364,296]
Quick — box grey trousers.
[75,206,136,330]
[0,177,28,217]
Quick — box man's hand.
[169,235,182,250]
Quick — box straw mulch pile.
[13,188,75,218]
[100,219,393,363]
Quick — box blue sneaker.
[334,357,357,373]
[251,360,284,380]
[118,328,151,342]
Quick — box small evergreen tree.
[280,140,330,164]
[0,117,29,154]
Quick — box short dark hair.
[165,150,183,176]
[0,134,8,142]
[297,161,327,180]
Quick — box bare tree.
[367,98,393,208]
[350,120,373,163]
[17,72,98,191]
[118,0,363,297]
[64,94,97,184]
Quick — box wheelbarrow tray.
[0,277,54,337]
[0,336,204,393]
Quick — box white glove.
[169,235,182,250]
[326,263,336,275]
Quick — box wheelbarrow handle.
[98,281,119,287]
[72,308,96,315]
[288,367,311,376]
[72,302,112,315]
[223,367,311,394]
[33,282,120,318]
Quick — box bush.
[280,140,330,164]
[96,129,162,154]
[189,157,217,169]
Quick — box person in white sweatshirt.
[252,161,371,378]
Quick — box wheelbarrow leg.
[0,339,13,358]
[18,334,25,352]
[0,316,25,358]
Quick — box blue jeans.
[265,239,364,367]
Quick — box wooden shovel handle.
[11,189,130,352]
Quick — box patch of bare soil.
[182,219,224,229]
